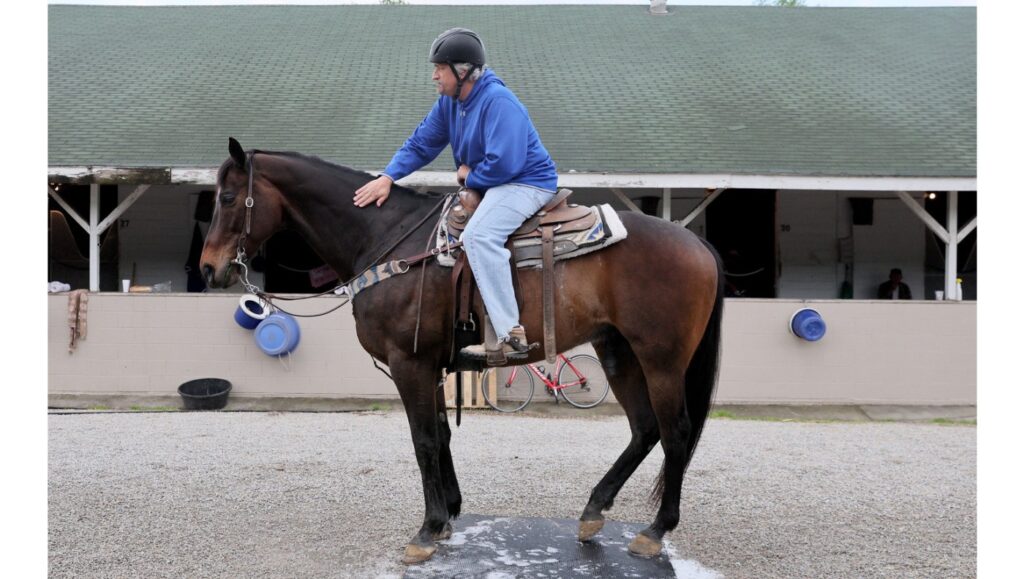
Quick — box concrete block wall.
[50,293,394,399]
[49,294,976,407]
[718,299,975,405]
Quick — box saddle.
[445,188,597,242]
[448,188,592,368]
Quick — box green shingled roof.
[48,5,975,177]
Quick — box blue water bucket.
[234,294,271,330]
[789,308,827,341]
[254,312,301,356]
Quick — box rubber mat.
[404,514,718,578]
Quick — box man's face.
[432,64,457,97]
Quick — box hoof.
[402,543,437,565]
[434,521,453,541]
[628,533,663,558]
[578,518,605,542]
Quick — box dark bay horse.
[201,138,724,564]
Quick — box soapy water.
[404,514,720,579]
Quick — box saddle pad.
[434,204,628,269]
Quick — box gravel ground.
[49,411,975,578]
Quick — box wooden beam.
[957,216,977,244]
[48,186,90,232]
[609,188,643,213]
[678,188,725,227]
[49,165,976,192]
[896,191,949,244]
[97,185,150,234]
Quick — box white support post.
[661,188,672,220]
[957,216,977,244]
[945,191,958,300]
[609,188,643,213]
[896,191,949,244]
[678,188,725,227]
[89,184,100,291]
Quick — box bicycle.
[480,353,610,412]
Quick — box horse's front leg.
[390,353,448,564]
[434,382,461,540]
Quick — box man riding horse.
[353,27,558,362]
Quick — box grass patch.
[368,403,390,411]
[710,410,736,419]
[87,405,111,411]
[128,405,179,412]
[931,418,976,426]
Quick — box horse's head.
[200,138,285,289]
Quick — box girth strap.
[541,225,557,364]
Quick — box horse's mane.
[249,149,446,200]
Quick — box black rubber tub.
[177,378,232,410]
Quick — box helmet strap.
[449,63,478,101]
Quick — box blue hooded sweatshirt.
[382,69,558,193]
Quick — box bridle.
[233,150,259,267]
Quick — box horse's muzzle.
[202,264,217,288]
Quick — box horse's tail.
[650,238,725,504]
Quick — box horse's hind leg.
[432,383,461,540]
[628,348,697,558]
[578,326,661,541]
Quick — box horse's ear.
[228,137,247,168]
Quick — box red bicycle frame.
[508,353,589,393]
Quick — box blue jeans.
[460,183,557,340]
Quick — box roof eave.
[47,166,977,192]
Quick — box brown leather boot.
[460,325,532,361]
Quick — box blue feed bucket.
[235,294,271,330]
[789,308,827,341]
[254,312,301,356]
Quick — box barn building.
[48,3,976,408]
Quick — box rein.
[229,150,457,318]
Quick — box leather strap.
[540,188,573,213]
[455,370,463,427]
[452,253,474,330]
[448,257,462,367]
[405,240,463,268]
[541,225,557,364]
[460,259,474,329]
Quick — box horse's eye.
[220,191,237,204]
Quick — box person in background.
[877,268,912,300]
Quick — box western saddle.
[446,187,596,368]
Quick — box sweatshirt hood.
[461,69,503,107]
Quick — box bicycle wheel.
[480,365,535,412]
[557,354,610,409]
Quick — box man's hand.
[353,175,393,207]
[457,164,471,186]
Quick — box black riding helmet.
[429,28,486,100]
